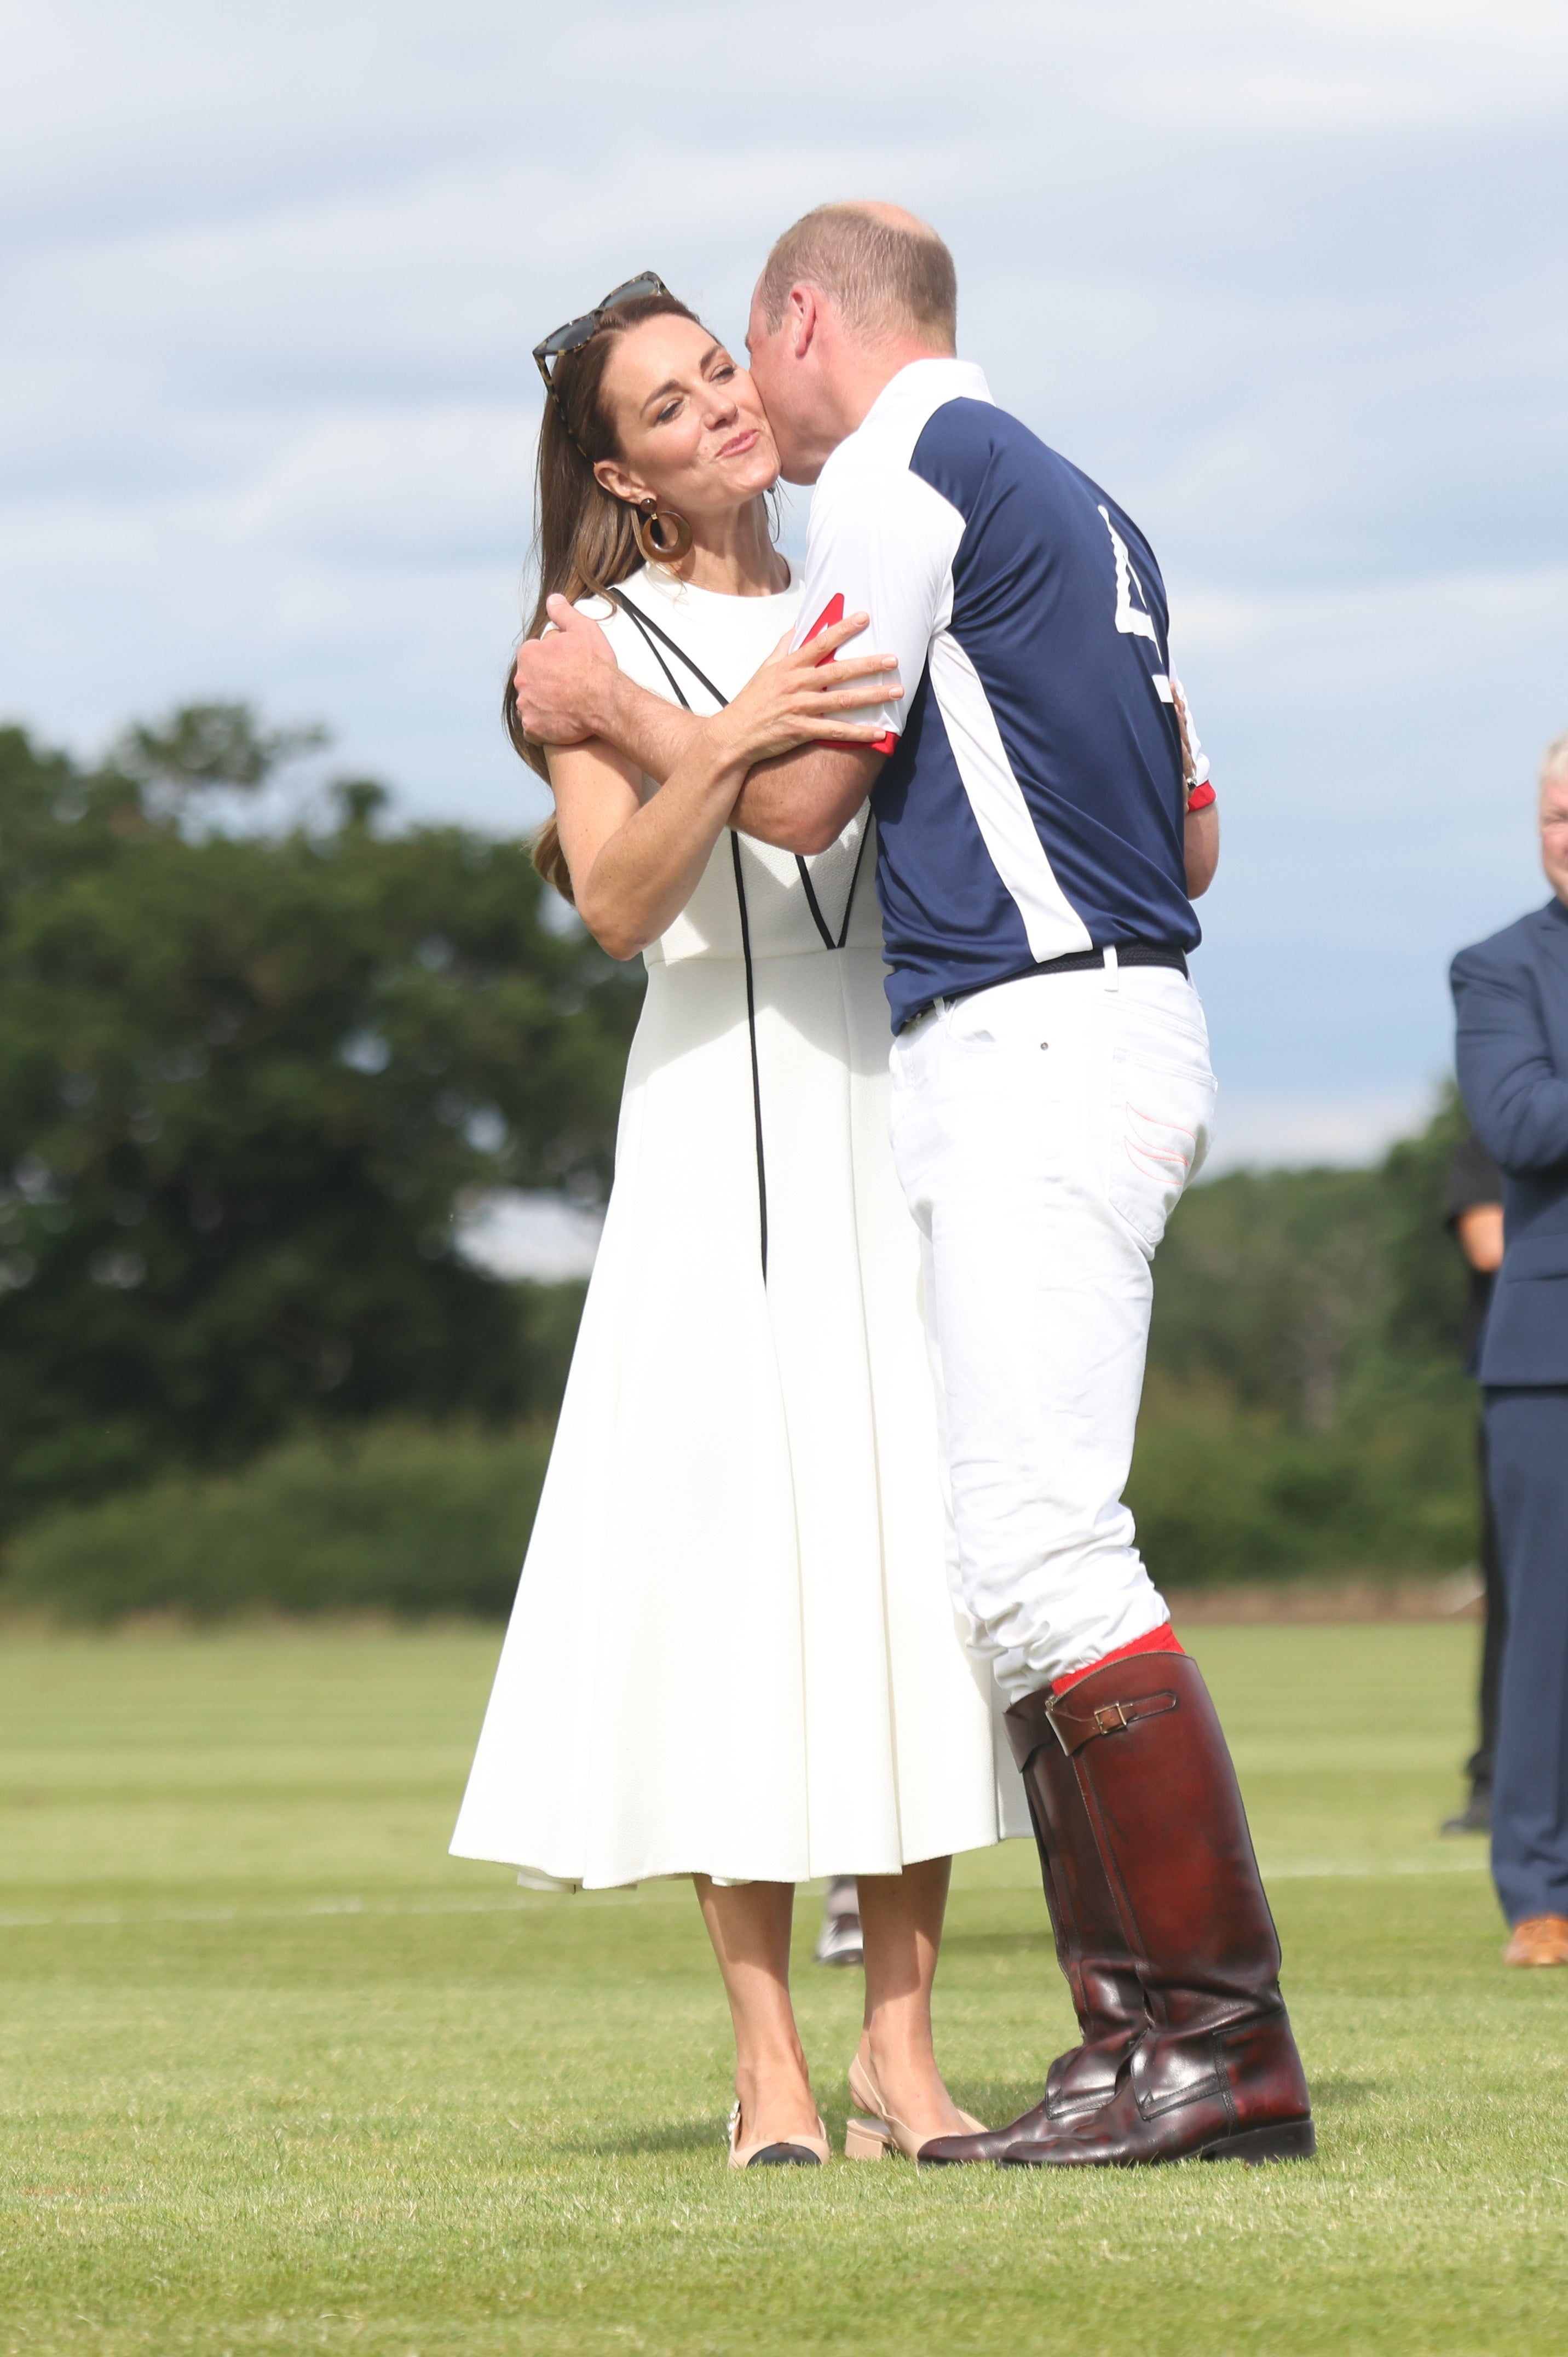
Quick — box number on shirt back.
[1097,504,1158,645]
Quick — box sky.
[2,0,1566,1172]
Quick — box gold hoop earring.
[634,498,692,564]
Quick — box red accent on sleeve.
[1051,1623,1184,1694]
[802,592,895,756]
[804,594,845,645]
[1185,782,1217,813]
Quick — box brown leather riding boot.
[919,1688,1146,2164]
[1004,1653,1315,2168]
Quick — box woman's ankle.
[863,2027,956,2106]
[734,2048,816,2123]
[863,2015,938,2077]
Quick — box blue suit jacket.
[1452,897,1568,1385]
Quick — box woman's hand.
[713,613,902,768]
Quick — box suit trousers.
[888,959,1217,1701]
[1481,1386,1568,1923]
[1471,1416,1507,1790]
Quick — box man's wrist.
[585,660,631,745]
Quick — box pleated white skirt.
[450,943,1025,1888]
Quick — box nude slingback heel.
[844,2054,986,2162]
[727,2099,829,2169]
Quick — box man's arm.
[741,465,952,852]
[1453,947,1568,1171]
[1184,800,1219,897]
[511,595,899,787]
[1172,676,1219,898]
[730,744,884,853]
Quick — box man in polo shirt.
[514,203,1312,2170]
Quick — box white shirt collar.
[856,357,993,434]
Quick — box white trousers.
[889,958,1217,1704]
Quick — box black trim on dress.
[607,585,866,1281]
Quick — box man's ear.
[790,284,818,361]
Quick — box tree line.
[0,699,1482,1604]
[0,706,639,1537]
[1133,1092,1478,1583]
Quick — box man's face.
[744,285,818,484]
[1540,774,1568,904]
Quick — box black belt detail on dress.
[608,587,865,1281]
[902,942,1189,1030]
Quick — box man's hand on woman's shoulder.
[513,597,619,746]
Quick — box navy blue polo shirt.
[793,360,1206,1031]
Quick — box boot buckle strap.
[1046,1688,1180,1756]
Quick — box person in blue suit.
[1451,726,1568,1967]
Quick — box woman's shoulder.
[562,565,803,705]
[564,583,656,677]
[626,566,804,654]
[571,589,620,624]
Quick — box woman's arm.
[516,599,897,787]
[546,613,907,955]
[550,730,750,962]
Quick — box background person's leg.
[1476,1416,1508,1793]
[693,1878,821,2149]
[1481,1389,1568,1944]
[814,1876,863,1967]
[1445,1416,1506,1833]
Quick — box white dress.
[451,562,1024,1889]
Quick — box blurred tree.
[0,711,642,1531]
[1146,1165,1386,1432]
[1378,1080,1472,1366]
[1133,1094,1484,1582]
[111,700,329,800]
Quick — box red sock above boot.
[1052,1623,1184,1695]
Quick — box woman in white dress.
[451,278,1023,2166]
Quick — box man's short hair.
[1543,728,1568,789]
[757,203,957,347]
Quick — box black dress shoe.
[1440,1786,1491,1836]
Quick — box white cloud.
[2,0,1566,1162]
[230,405,529,565]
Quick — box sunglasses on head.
[532,272,673,410]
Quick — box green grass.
[2,1622,1565,2356]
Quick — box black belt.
[903,944,1188,1031]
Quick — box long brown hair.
[505,291,704,902]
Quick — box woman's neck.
[662,496,788,597]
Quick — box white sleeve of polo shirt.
[792,461,962,751]
[1168,667,1212,792]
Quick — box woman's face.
[592,315,780,522]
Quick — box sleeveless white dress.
[451,562,1024,1889]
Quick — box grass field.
[2,1621,1565,2356]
